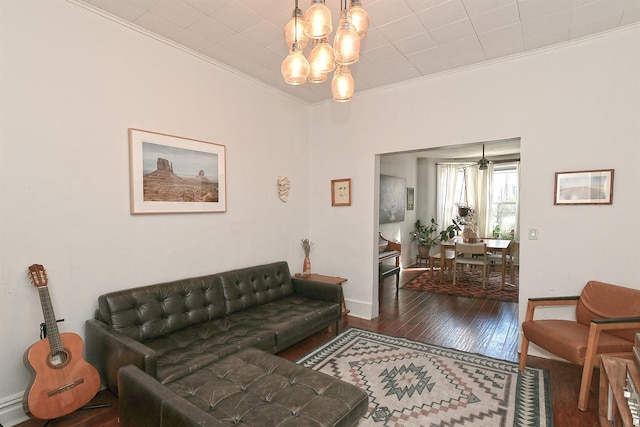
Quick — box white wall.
[0,2,309,424]
[308,26,640,326]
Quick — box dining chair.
[488,240,519,283]
[428,244,455,281]
[452,242,489,288]
[519,280,640,411]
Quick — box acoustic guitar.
[24,264,100,420]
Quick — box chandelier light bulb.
[308,38,336,74]
[284,8,308,49]
[334,9,360,65]
[304,0,332,39]
[307,68,328,83]
[281,42,310,85]
[349,0,369,39]
[331,65,354,102]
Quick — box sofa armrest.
[524,296,579,321]
[118,365,224,427]
[291,278,342,305]
[85,319,157,395]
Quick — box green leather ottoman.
[119,347,368,426]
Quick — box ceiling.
[77,0,640,104]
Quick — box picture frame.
[554,169,613,205]
[129,128,226,214]
[379,174,406,223]
[407,187,414,210]
[331,178,351,206]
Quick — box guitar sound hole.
[49,350,69,367]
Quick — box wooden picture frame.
[554,169,613,205]
[331,178,351,206]
[129,128,226,214]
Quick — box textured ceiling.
[77,0,640,105]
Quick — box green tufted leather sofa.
[85,261,344,395]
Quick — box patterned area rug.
[297,328,552,427]
[402,268,519,302]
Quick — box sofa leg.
[335,320,339,336]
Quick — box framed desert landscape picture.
[554,169,613,205]
[129,128,226,214]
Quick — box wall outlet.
[528,227,538,240]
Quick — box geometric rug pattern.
[402,269,519,303]
[297,328,553,427]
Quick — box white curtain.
[437,163,494,238]
[437,162,520,239]
[514,162,520,239]
[436,164,460,231]
[468,164,494,238]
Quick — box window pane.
[491,166,518,238]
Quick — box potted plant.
[409,218,439,259]
[439,219,462,242]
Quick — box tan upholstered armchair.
[519,281,640,411]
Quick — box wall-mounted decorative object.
[379,174,406,223]
[331,178,351,206]
[407,187,414,210]
[554,169,614,205]
[129,128,226,214]
[277,176,290,202]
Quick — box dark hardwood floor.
[17,266,599,427]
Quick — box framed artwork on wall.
[407,187,414,210]
[554,169,614,205]
[379,174,406,223]
[331,178,351,206]
[129,128,226,214]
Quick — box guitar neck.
[36,286,63,353]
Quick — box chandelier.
[281,0,370,102]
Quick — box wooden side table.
[295,273,349,316]
[599,355,639,427]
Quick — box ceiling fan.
[477,144,490,170]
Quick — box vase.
[303,256,311,276]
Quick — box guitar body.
[24,331,100,420]
[23,264,100,420]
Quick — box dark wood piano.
[378,233,401,293]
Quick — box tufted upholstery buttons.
[165,348,368,426]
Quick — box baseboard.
[0,393,28,427]
[344,298,374,320]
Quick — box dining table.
[440,237,512,289]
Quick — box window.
[490,164,519,238]
[437,162,519,239]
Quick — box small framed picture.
[407,187,414,210]
[331,178,351,206]
[554,169,614,205]
[129,128,226,214]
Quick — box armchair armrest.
[524,296,580,321]
[85,319,157,395]
[291,278,342,305]
[592,316,640,325]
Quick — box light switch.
[528,227,538,240]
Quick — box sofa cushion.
[165,347,368,427]
[98,275,226,342]
[221,262,295,315]
[226,295,340,351]
[144,318,275,384]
